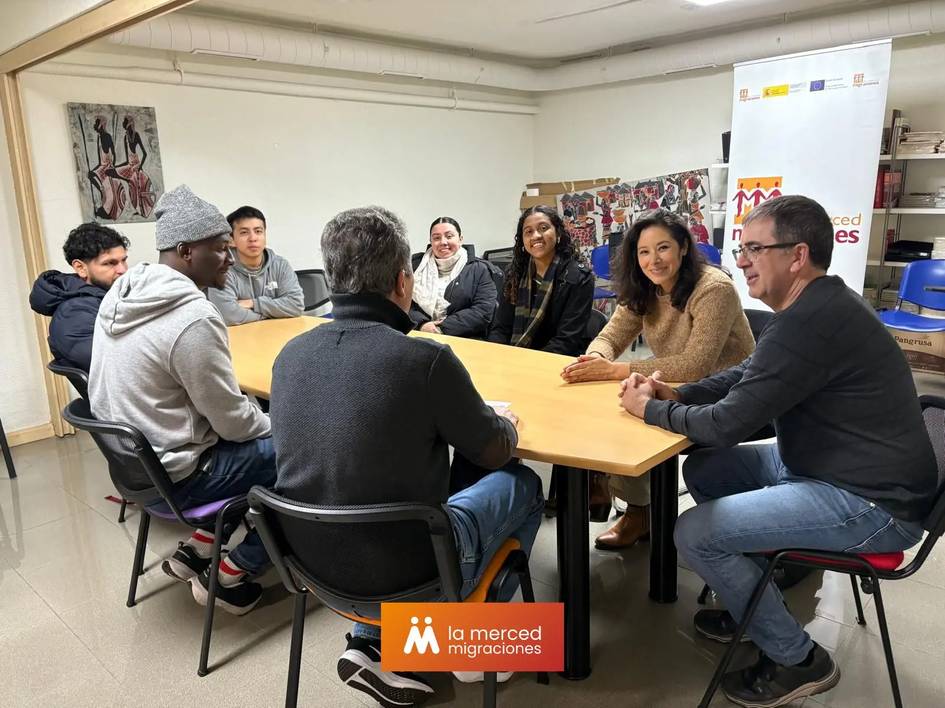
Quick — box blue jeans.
[354,462,545,640]
[149,437,277,574]
[675,444,924,666]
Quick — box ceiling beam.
[0,0,198,74]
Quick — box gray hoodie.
[208,247,304,325]
[89,262,271,483]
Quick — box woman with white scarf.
[409,217,499,339]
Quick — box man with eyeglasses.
[619,195,936,707]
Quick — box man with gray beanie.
[89,184,275,615]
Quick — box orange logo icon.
[739,88,749,101]
[381,602,564,673]
[853,73,864,86]
[732,177,783,224]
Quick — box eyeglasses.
[732,242,801,262]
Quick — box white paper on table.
[484,400,511,413]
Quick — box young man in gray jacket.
[208,205,304,325]
[89,185,276,615]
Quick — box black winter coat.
[29,271,106,372]
[487,258,595,356]
[409,257,501,339]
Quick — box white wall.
[20,61,535,270]
[0,0,108,54]
[0,112,52,432]
[534,67,734,184]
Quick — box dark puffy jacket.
[409,257,502,339]
[29,270,106,371]
[488,258,595,356]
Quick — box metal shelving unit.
[871,115,945,305]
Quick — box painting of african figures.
[67,103,165,223]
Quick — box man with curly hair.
[29,222,130,371]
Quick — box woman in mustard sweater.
[561,209,754,550]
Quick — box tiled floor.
[2,373,945,707]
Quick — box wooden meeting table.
[228,317,690,680]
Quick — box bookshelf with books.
[870,111,945,306]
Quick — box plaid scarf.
[511,255,560,348]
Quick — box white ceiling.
[197,0,904,60]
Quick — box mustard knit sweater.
[587,266,755,382]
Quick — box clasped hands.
[618,370,679,419]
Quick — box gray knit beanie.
[154,184,231,251]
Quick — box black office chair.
[247,487,548,708]
[482,247,514,275]
[295,269,331,313]
[745,308,773,342]
[47,360,132,522]
[411,243,477,271]
[546,310,610,518]
[61,398,251,677]
[698,395,945,708]
[47,360,89,401]
[1,416,14,479]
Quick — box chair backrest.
[47,360,89,401]
[744,308,773,342]
[585,308,608,342]
[247,487,463,619]
[482,260,505,304]
[591,245,611,280]
[898,259,945,311]
[696,242,723,266]
[482,247,514,275]
[919,395,945,538]
[295,269,331,312]
[61,398,182,514]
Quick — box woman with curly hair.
[487,205,594,355]
[561,209,754,550]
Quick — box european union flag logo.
[810,80,825,92]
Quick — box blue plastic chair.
[696,242,722,266]
[879,259,945,333]
[591,245,615,300]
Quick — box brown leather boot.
[594,504,650,550]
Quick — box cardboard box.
[519,194,559,209]
[525,177,620,196]
[887,327,945,374]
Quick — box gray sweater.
[645,275,937,523]
[208,247,304,325]
[270,293,517,593]
[90,263,270,482]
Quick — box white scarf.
[413,246,468,319]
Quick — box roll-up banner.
[722,40,892,306]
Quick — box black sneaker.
[721,643,840,707]
[161,542,212,582]
[694,609,753,644]
[337,633,434,707]
[190,569,262,616]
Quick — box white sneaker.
[452,671,513,683]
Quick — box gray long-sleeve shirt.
[208,247,304,325]
[645,275,937,523]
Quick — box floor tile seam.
[11,566,123,683]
